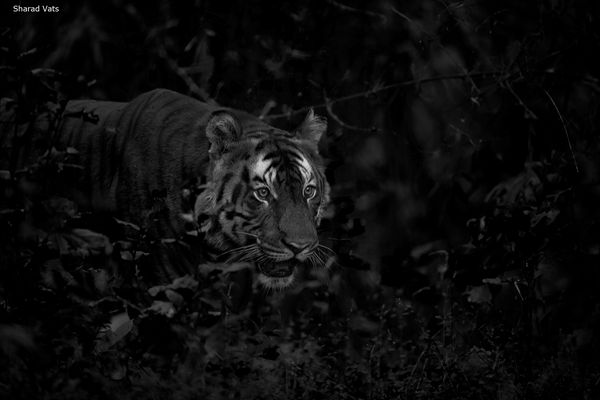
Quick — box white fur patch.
[253,157,271,179]
[252,152,315,198]
[252,155,278,198]
[297,154,315,184]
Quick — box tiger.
[1,89,331,289]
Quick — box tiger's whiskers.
[317,244,336,257]
[220,244,255,257]
[220,243,261,263]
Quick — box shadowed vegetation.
[1,0,600,398]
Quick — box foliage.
[2,0,600,399]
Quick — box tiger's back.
[60,90,217,236]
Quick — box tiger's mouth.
[256,259,298,278]
[255,259,300,289]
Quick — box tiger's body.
[1,89,330,288]
[58,89,230,237]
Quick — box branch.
[504,82,537,120]
[263,71,506,121]
[543,89,579,173]
[157,44,214,104]
[326,0,387,23]
[323,92,377,133]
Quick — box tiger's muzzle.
[253,239,316,286]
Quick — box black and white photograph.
[1,1,600,398]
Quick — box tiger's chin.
[256,259,299,290]
[257,273,296,290]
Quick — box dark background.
[1,0,600,399]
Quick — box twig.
[504,81,537,120]
[157,45,214,104]
[409,340,432,381]
[264,71,506,121]
[326,0,387,23]
[543,89,579,173]
[389,5,479,91]
[389,6,413,23]
[258,99,277,119]
[323,92,377,132]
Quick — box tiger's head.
[194,109,330,289]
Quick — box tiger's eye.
[303,185,316,199]
[254,187,270,200]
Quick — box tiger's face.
[195,110,330,289]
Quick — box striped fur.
[1,89,330,288]
[196,104,330,288]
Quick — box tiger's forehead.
[250,148,315,186]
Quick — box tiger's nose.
[282,239,313,255]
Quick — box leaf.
[414,248,449,283]
[570,328,593,349]
[223,262,253,273]
[198,263,221,276]
[109,363,127,381]
[466,285,492,304]
[200,296,222,311]
[165,289,184,306]
[252,358,277,371]
[530,209,560,227]
[485,165,543,206]
[148,301,175,318]
[285,47,310,59]
[459,347,492,373]
[147,285,164,297]
[147,276,198,306]
[44,196,78,219]
[0,324,35,357]
[0,170,11,180]
[349,315,379,334]
[482,277,503,285]
[95,313,133,353]
[0,208,19,216]
[199,262,252,275]
[41,258,77,288]
[91,269,110,293]
[204,326,226,361]
[120,250,149,261]
[114,218,141,231]
[169,275,199,291]
[535,260,570,297]
[264,59,284,79]
[66,228,113,256]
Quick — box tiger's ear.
[206,111,242,156]
[295,109,327,148]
